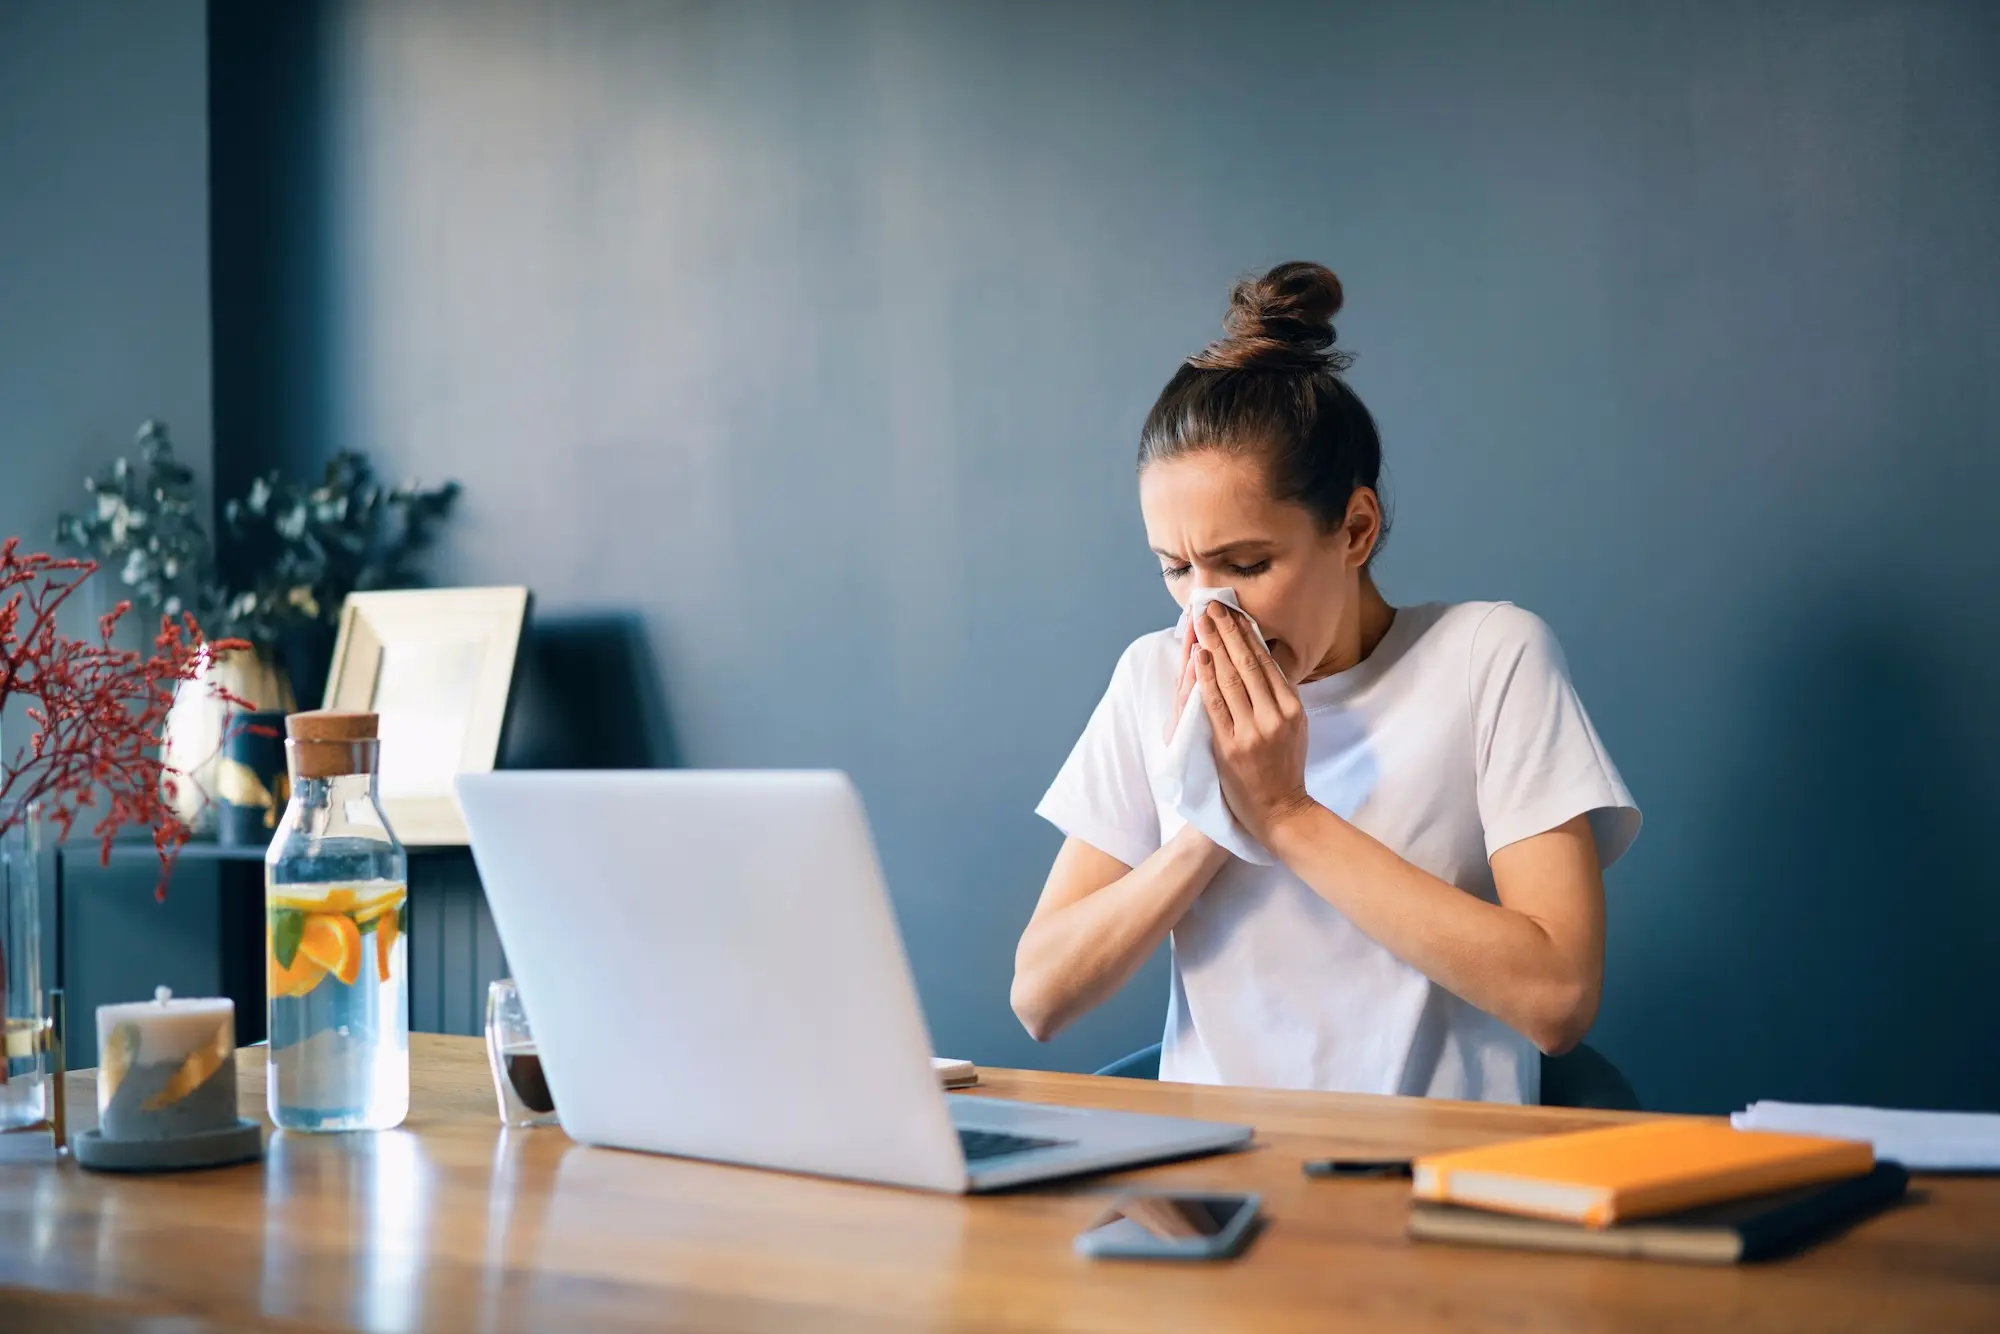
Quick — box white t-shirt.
[1035,602,1640,1103]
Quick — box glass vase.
[0,799,47,1132]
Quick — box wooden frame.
[323,587,529,845]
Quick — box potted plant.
[212,445,461,706]
[57,422,460,836]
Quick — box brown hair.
[1139,262,1387,553]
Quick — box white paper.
[1731,1100,2000,1171]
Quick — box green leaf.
[398,898,409,937]
[271,907,306,969]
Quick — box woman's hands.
[1191,602,1317,841]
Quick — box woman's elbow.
[1009,936,1064,1043]
[1009,974,1062,1044]
[1523,978,1599,1056]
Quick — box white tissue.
[1160,589,1385,866]
[1160,588,1280,864]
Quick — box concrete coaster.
[72,1119,264,1173]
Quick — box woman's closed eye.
[1160,560,1270,581]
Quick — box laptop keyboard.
[958,1127,1071,1163]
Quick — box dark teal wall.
[1,0,222,1044]
[0,0,214,612]
[209,0,2000,1112]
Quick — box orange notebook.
[1412,1120,1873,1228]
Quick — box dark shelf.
[53,835,495,1060]
[60,839,469,864]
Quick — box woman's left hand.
[1191,603,1317,840]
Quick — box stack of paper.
[933,1057,977,1089]
[1731,1102,2000,1171]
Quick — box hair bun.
[1187,261,1353,373]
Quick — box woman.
[1012,262,1639,1103]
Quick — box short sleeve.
[1034,640,1163,870]
[1470,605,1641,868]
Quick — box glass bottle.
[265,710,409,1130]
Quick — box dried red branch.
[1,539,251,900]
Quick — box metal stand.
[47,988,65,1152]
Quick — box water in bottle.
[266,710,409,1131]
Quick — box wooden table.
[1,1036,1994,1332]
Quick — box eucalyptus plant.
[216,452,460,650]
[54,420,212,620]
[56,421,461,652]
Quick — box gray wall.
[215,0,2000,1113]
[1,0,222,1043]
[0,0,214,567]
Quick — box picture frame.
[323,586,531,845]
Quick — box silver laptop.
[456,770,1250,1192]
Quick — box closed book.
[1409,1162,1910,1263]
[1412,1119,1874,1227]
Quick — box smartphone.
[1073,1191,1261,1261]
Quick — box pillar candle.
[95,987,237,1141]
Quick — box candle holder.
[72,987,263,1173]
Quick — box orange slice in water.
[298,913,364,987]
[375,906,400,984]
[269,935,328,998]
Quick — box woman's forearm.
[1011,827,1231,1042]
[1263,803,1599,1053]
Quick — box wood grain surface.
[0,1035,1993,1332]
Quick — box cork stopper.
[286,711,379,779]
[287,711,379,742]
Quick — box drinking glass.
[484,979,557,1128]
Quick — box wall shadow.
[1644,601,1999,1112]
[209,0,338,499]
[500,613,680,771]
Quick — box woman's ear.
[1342,488,1383,567]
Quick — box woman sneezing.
[1013,262,1640,1103]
